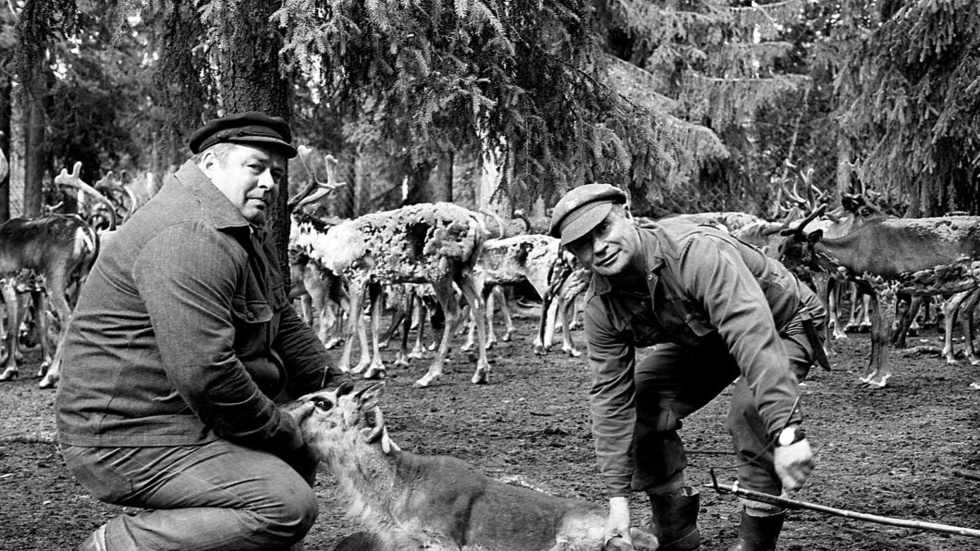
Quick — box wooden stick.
[951,468,980,483]
[710,474,980,538]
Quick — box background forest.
[1,0,979,242]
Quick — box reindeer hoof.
[564,347,582,358]
[362,366,386,380]
[502,333,512,342]
[970,382,980,390]
[484,340,496,351]
[414,375,439,388]
[0,369,19,381]
[471,366,489,385]
[38,375,58,389]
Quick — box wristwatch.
[776,425,806,447]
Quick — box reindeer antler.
[55,162,118,230]
[288,149,347,211]
[779,203,828,237]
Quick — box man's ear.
[199,150,220,175]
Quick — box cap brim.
[226,136,298,159]
[559,202,614,246]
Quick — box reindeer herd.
[1,150,980,394]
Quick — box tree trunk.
[0,75,10,222]
[213,0,291,280]
[22,99,44,218]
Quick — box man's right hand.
[605,496,632,545]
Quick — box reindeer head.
[288,382,388,462]
[776,203,828,272]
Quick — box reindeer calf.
[289,383,659,551]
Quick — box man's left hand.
[774,438,815,491]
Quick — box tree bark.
[22,98,44,218]
[213,0,291,280]
[0,75,10,222]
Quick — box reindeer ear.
[336,381,355,397]
[355,382,385,412]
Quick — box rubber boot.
[726,509,785,551]
[648,487,702,551]
[76,525,107,551]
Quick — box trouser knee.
[252,484,319,546]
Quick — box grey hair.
[191,142,237,165]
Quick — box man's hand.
[604,496,632,546]
[774,438,815,491]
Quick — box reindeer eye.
[312,398,333,412]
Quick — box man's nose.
[257,170,277,190]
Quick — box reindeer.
[288,154,490,388]
[287,382,659,551]
[0,163,115,387]
[461,234,582,357]
[778,203,980,387]
[294,203,490,388]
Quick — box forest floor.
[2,308,980,550]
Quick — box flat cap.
[550,183,628,245]
[189,111,297,158]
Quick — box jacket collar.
[173,160,252,232]
[591,224,665,296]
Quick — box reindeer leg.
[352,313,372,374]
[891,293,919,348]
[456,274,490,384]
[862,288,895,389]
[826,276,846,343]
[415,281,458,388]
[362,283,387,379]
[409,299,427,360]
[533,292,552,355]
[963,288,980,366]
[559,297,581,358]
[0,282,21,381]
[338,283,365,374]
[942,291,968,364]
[39,288,72,389]
[496,287,515,342]
[394,290,413,368]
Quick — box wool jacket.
[585,219,825,497]
[56,160,340,463]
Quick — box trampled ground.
[2,310,980,550]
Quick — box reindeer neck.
[324,432,405,527]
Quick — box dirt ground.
[2,308,980,551]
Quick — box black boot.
[648,487,701,551]
[726,509,785,551]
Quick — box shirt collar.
[173,160,252,231]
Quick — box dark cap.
[188,111,297,159]
[549,183,628,245]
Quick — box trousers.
[631,332,816,497]
[60,439,318,551]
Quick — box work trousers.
[630,332,816,497]
[60,439,318,551]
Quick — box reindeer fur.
[291,383,658,551]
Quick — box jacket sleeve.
[274,303,348,398]
[675,236,802,438]
[134,223,306,457]
[584,294,638,498]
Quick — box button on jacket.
[56,160,338,461]
[585,219,825,496]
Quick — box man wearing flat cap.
[57,112,352,551]
[551,184,826,551]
